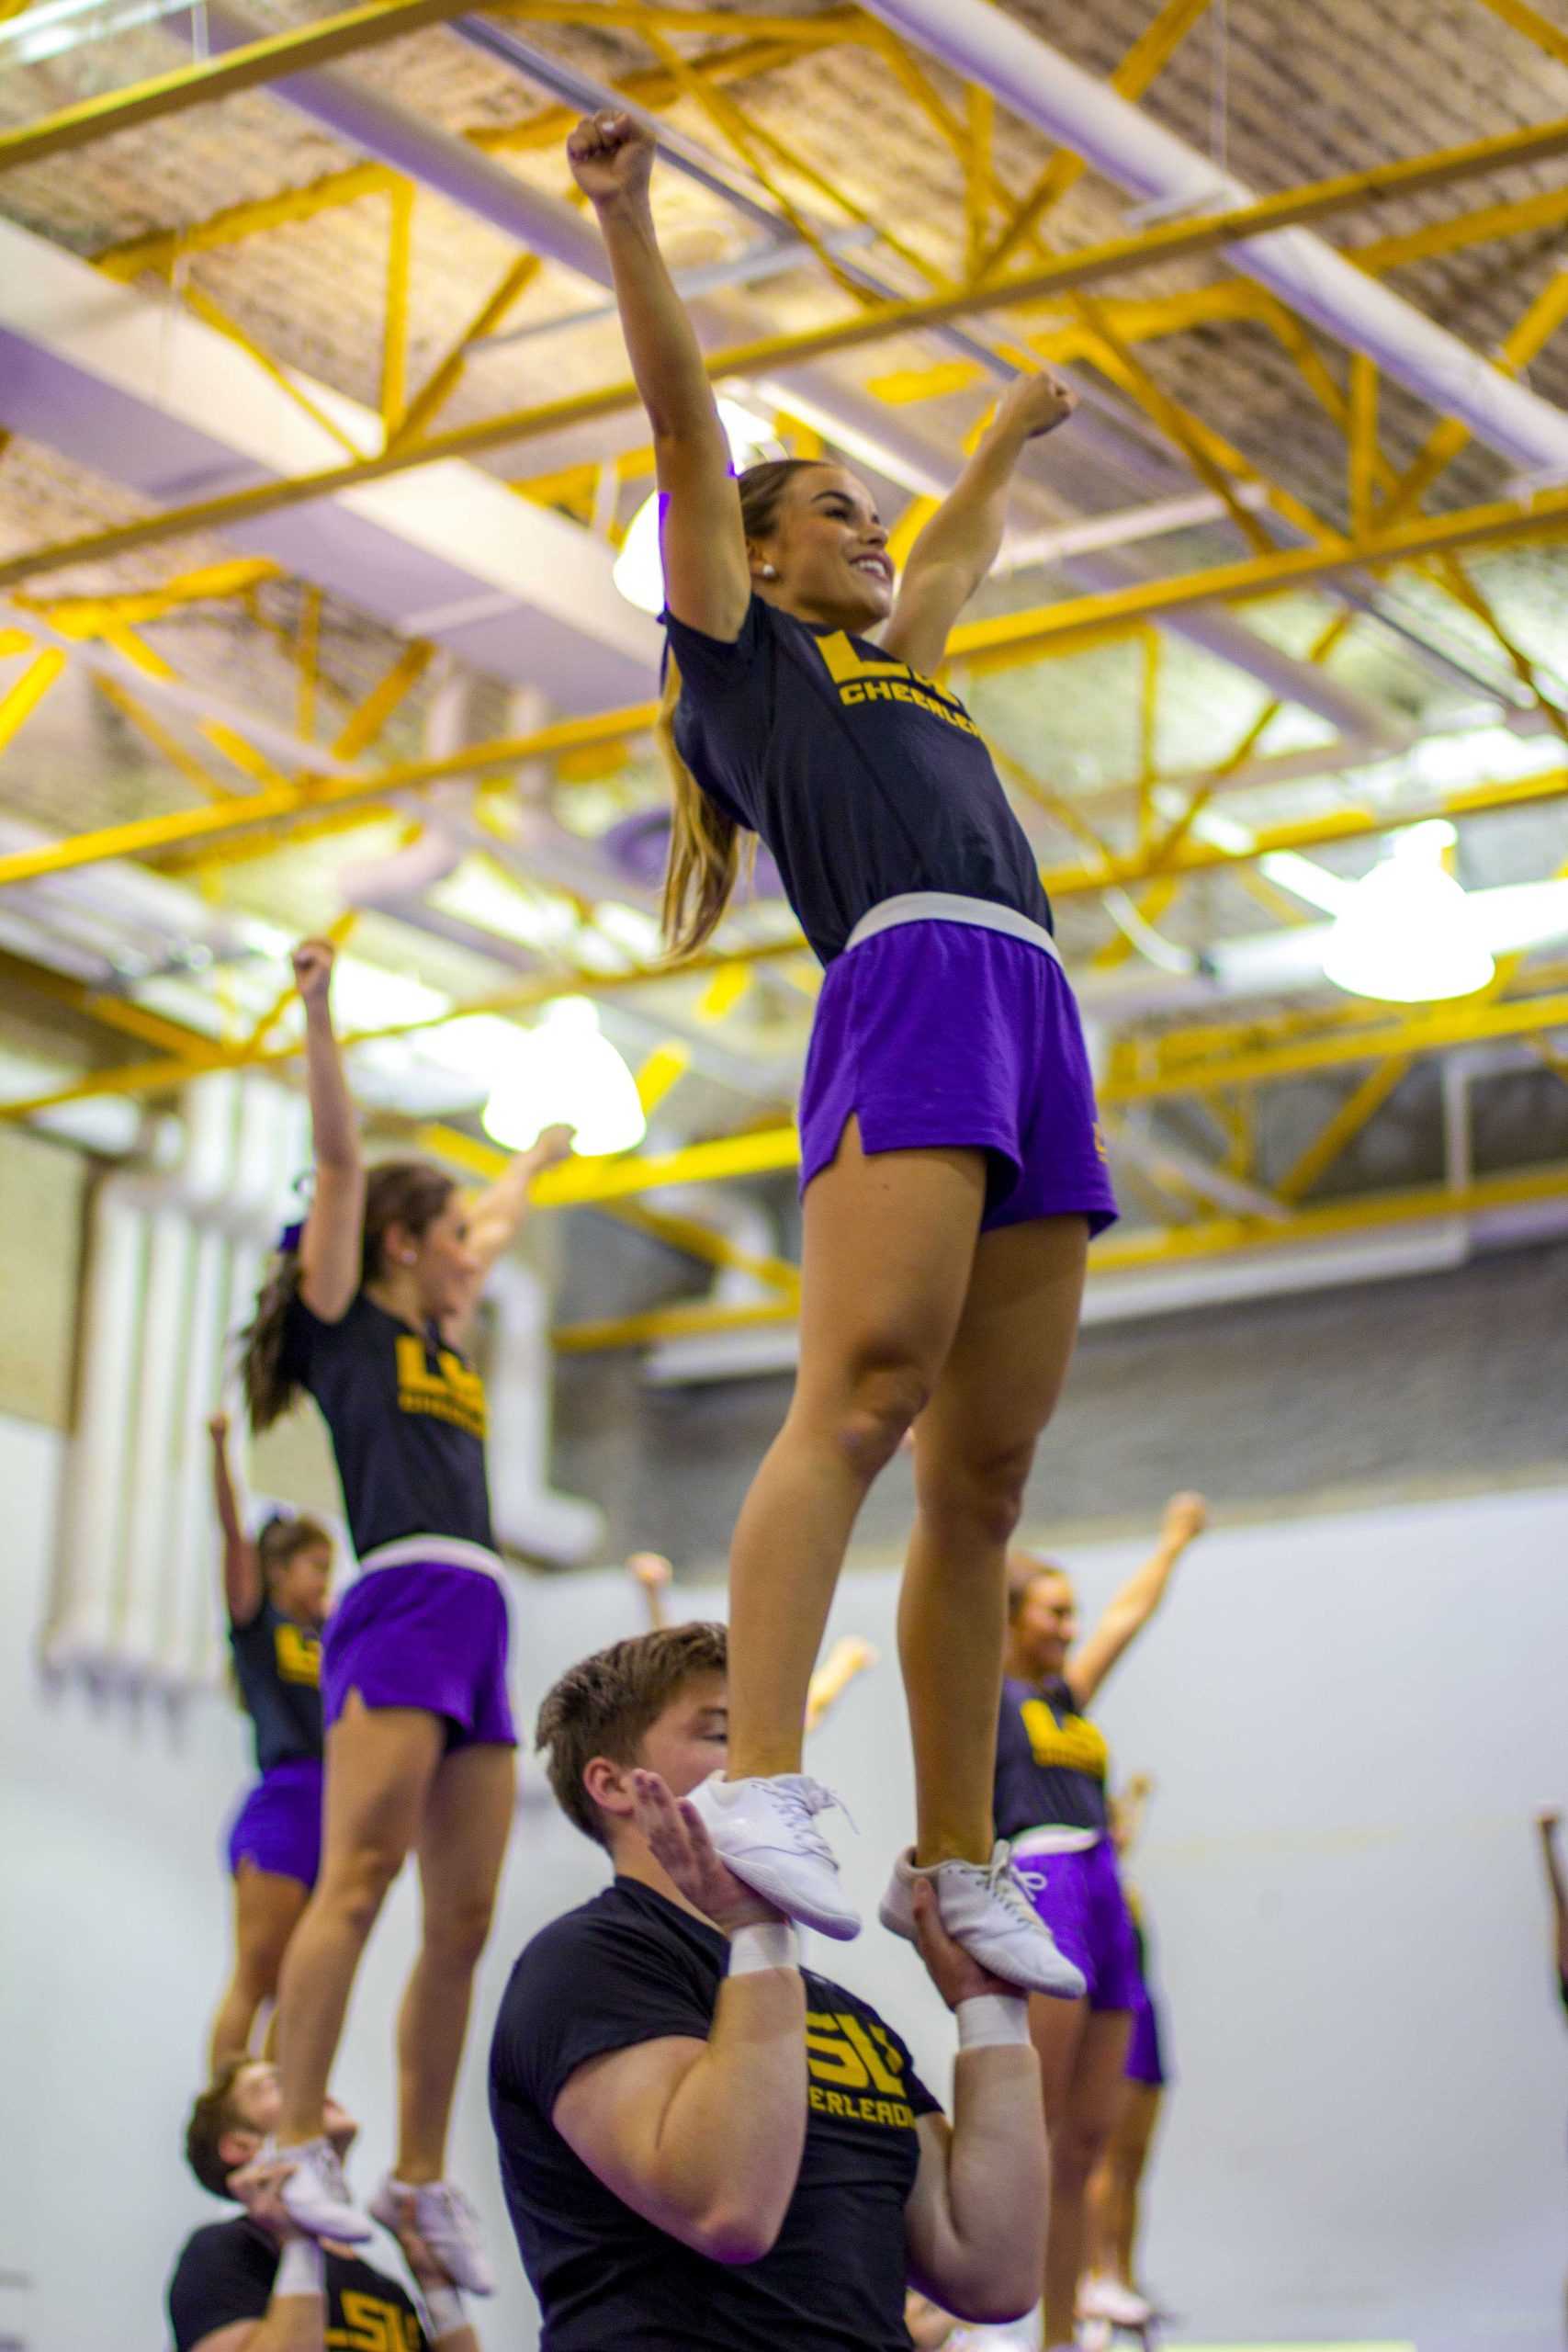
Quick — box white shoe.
[1079,2273,1155,2326]
[685,1771,861,1939]
[370,2176,494,2296]
[879,1842,1088,1998]
[243,2136,369,2243]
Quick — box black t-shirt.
[229,1598,322,1774]
[490,1877,942,2351]
[994,1674,1111,1838]
[167,2214,429,2351]
[280,1290,492,1557]
[666,597,1054,966]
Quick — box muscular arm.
[570,112,750,642]
[1067,1492,1207,1710]
[209,1413,262,1625]
[881,372,1074,679]
[186,2289,323,2352]
[464,1126,573,1286]
[903,2048,1048,2324]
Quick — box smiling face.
[392,1193,482,1327]
[269,1537,333,1631]
[750,463,894,631]
[1009,1563,1078,1681]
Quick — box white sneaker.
[685,1771,861,1939]
[370,2176,494,2296]
[242,2136,369,2243]
[1079,2273,1155,2326]
[879,1842,1087,1998]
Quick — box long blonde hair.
[658,457,824,960]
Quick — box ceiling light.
[481,997,647,1158]
[1321,821,1495,1004]
[613,400,783,616]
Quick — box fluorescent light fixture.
[481,997,647,1158]
[613,400,782,616]
[1322,820,1494,1002]
[0,0,188,62]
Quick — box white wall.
[1,1409,1564,2349]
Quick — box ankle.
[392,2160,443,2187]
[911,1836,991,1869]
[727,1753,804,1782]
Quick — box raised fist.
[291,938,336,1006]
[994,368,1077,442]
[1162,1491,1208,1548]
[567,109,657,209]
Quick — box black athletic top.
[994,1674,1111,1839]
[168,2215,428,2352]
[229,1597,321,1775]
[665,597,1054,966]
[490,1877,941,2351]
[280,1290,491,1557]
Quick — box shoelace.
[983,1849,1042,1929]
[420,2182,479,2231]
[764,1774,855,1867]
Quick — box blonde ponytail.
[656,652,742,961]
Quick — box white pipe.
[118,1204,194,1678]
[993,486,1268,575]
[483,1258,604,1566]
[858,0,1568,480]
[46,1185,145,1669]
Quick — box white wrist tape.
[423,2283,468,2338]
[728,1919,801,1975]
[956,1993,1031,2050]
[276,2239,325,2298]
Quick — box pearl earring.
[760,563,778,580]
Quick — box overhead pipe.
[857,0,1568,482]
[187,3,1396,740]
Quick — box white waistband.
[1010,1824,1103,1859]
[355,1535,505,1584]
[845,892,1061,965]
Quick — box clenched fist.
[567,109,657,210]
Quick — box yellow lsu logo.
[1020,1699,1109,1783]
[394,1333,487,1441]
[806,2011,915,2130]
[811,632,982,740]
[274,1622,321,1689]
[327,2290,423,2350]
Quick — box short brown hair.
[1006,1550,1068,1621]
[536,1623,728,1847]
[185,2056,261,2199]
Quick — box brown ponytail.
[239,1159,457,1430]
[657,456,826,962]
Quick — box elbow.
[690,2199,786,2267]
[933,2258,1040,2329]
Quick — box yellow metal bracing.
[0,945,220,1061]
[1274,1060,1413,1204]
[0,648,65,754]
[380,187,414,443]
[175,279,366,459]
[974,0,1220,277]
[296,586,324,746]
[634,1043,692,1116]
[0,0,487,173]
[1348,356,1380,537]
[88,673,247,804]
[1472,0,1568,69]
[13,115,1567,590]
[601,1201,801,1300]
[19,559,281,630]
[389,252,544,454]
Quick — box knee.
[919,1435,1036,1549]
[1052,2115,1113,2188]
[319,1843,402,1939]
[421,1889,497,1973]
[822,1359,933,1485]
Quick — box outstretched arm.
[209,1411,263,1627]
[1539,1812,1568,1985]
[628,1552,674,1632]
[1067,1492,1207,1710]
[569,111,750,642]
[465,1125,574,1283]
[291,941,365,1325]
[1110,1771,1155,1862]
[805,1634,879,1733]
[881,371,1076,679]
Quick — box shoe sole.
[878,1892,1087,1997]
[367,2188,493,2294]
[712,1849,862,1940]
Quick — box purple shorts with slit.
[1125,1984,1168,2086]
[797,913,1118,1234]
[1010,1835,1143,2011]
[225,1757,323,1890]
[321,1558,516,1749]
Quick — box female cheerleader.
[998,1494,1206,2352]
[235,936,570,2287]
[207,1410,333,2072]
[569,106,1115,1991]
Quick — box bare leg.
[726,1121,987,1783]
[395,1740,516,2182]
[1032,1997,1133,2346]
[209,1865,310,2073]
[274,1696,444,2145]
[1088,2081,1163,2289]
[903,1216,1087,1863]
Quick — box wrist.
[955,1992,1031,2050]
[593,188,654,230]
[274,2238,325,2300]
[728,1918,801,1975]
[422,2282,468,2339]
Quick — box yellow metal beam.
[0,0,484,174]
[1274,1059,1411,1204]
[0,648,65,753]
[1472,0,1568,69]
[379,186,414,443]
[16,114,1568,588]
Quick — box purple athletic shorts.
[226,1758,323,1890]
[797,909,1118,1234]
[1011,1834,1143,2010]
[321,1557,516,1748]
[1125,1984,1168,2086]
